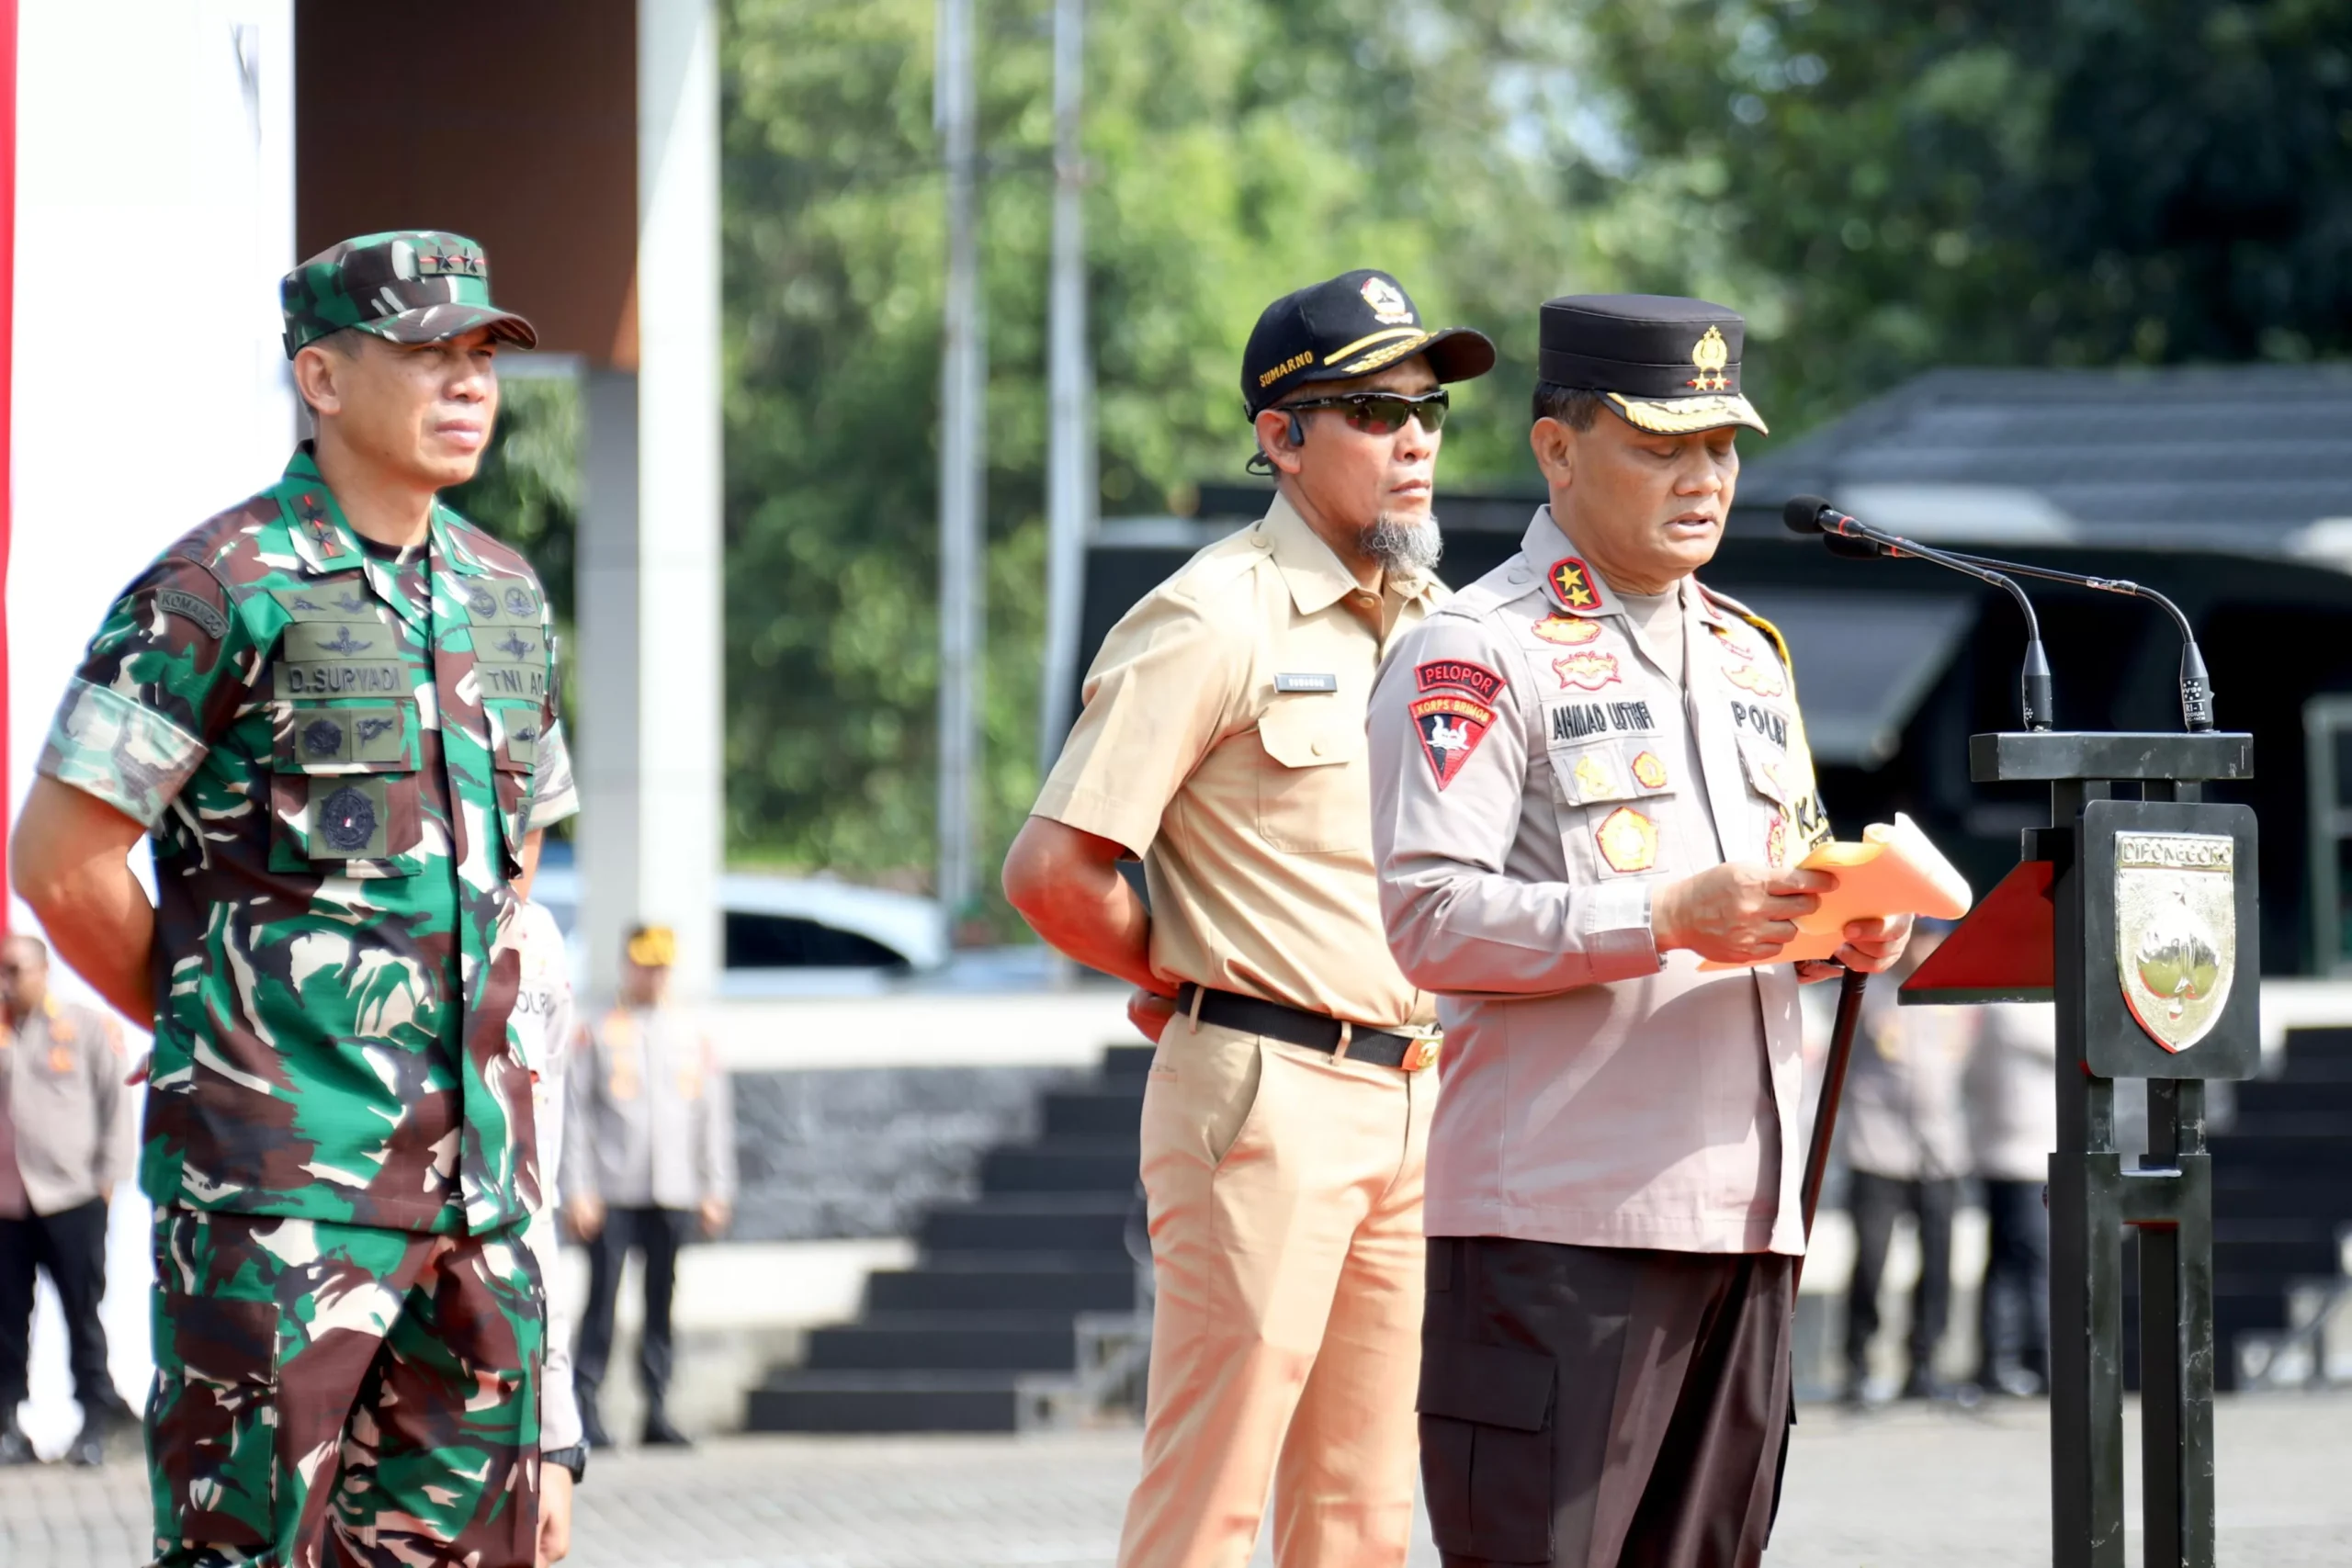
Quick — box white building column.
[579,0,724,1000]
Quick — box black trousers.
[1419,1236,1795,1568]
[0,1199,115,1414]
[574,1205,695,1398]
[1843,1172,1960,1381]
[1975,1178,2051,1385]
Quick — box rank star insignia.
[1554,652,1622,692]
[1687,325,1731,391]
[1548,557,1601,611]
[1532,614,1603,647]
[1409,693,1496,791]
[1631,750,1668,789]
[1596,806,1659,873]
[1724,661,1786,698]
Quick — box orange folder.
[1700,812,1973,970]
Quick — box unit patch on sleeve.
[1548,557,1602,612]
[1596,806,1660,873]
[1532,614,1603,647]
[1409,693,1496,791]
[1414,658,1505,705]
[1554,652,1622,693]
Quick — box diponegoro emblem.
[2115,832,2236,1053]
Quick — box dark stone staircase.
[746,1043,1154,1432]
[2123,1026,2352,1390]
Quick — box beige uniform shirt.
[0,997,135,1217]
[1370,508,1832,1254]
[1035,496,1441,1030]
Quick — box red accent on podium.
[1899,858,2055,1005]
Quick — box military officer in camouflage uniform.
[12,231,574,1567]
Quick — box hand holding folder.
[1700,812,1973,971]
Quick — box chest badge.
[1723,660,1787,698]
[1554,652,1622,692]
[1767,814,1790,867]
[1596,807,1660,873]
[1532,614,1602,647]
[1631,750,1668,790]
[1573,752,1617,801]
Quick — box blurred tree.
[1576,0,2352,432]
[721,0,1611,908]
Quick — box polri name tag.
[1274,672,1339,693]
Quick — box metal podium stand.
[1905,731,2258,1568]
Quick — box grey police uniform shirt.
[1369,507,1833,1256]
[0,997,137,1217]
[562,1003,736,1213]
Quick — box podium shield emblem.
[2115,831,2236,1053]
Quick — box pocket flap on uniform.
[273,700,419,773]
[1257,696,1359,770]
[1736,729,1804,806]
[1417,1338,1555,1431]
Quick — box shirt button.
[1310,739,1327,757]
[1251,533,1271,549]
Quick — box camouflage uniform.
[37,231,571,1567]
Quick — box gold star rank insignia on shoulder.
[1549,557,1601,611]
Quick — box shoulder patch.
[155,588,230,639]
[1409,691,1496,790]
[1414,658,1504,705]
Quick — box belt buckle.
[1405,1037,1442,1073]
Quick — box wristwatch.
[543,1444,588,1483]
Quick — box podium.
[1904,731,2257,1568]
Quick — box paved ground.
[4,1393,2347,1567]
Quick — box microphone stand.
[1795,965,1871,1291]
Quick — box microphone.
[1785,495,2054,730]
[1921,547,2214,733]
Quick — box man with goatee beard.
[1004,270,1493,1568]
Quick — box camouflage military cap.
[281,231,538,358]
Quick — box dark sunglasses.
[1283,387,1451,435]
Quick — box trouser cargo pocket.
[1418,1335,1556,1562]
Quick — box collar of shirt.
[1259,492,1439,621]
[276,445,495,627]
[1518,505,1743,637]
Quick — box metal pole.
[1795,966,1871,1289]
[935,0,984,927]
[1038,0,1091,779]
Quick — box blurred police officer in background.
[1369,295,1909,1568]
[0,935,138,1467]
[512,897,584,1563]
[565,924,736,1450]
[1966,1001,2058,1398]
[1004,270,1492,1567]
[1838,922,1975,1404]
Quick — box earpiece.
[1287,412,1306,447]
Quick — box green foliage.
[1575,0,2352,431]
[721,0,1606,911]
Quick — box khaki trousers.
[1116,1013,1433,1568]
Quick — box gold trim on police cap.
[1605,390,1770,436]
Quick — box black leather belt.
[1174,984,1437,1072]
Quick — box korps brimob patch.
[1410,692,1495,790]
